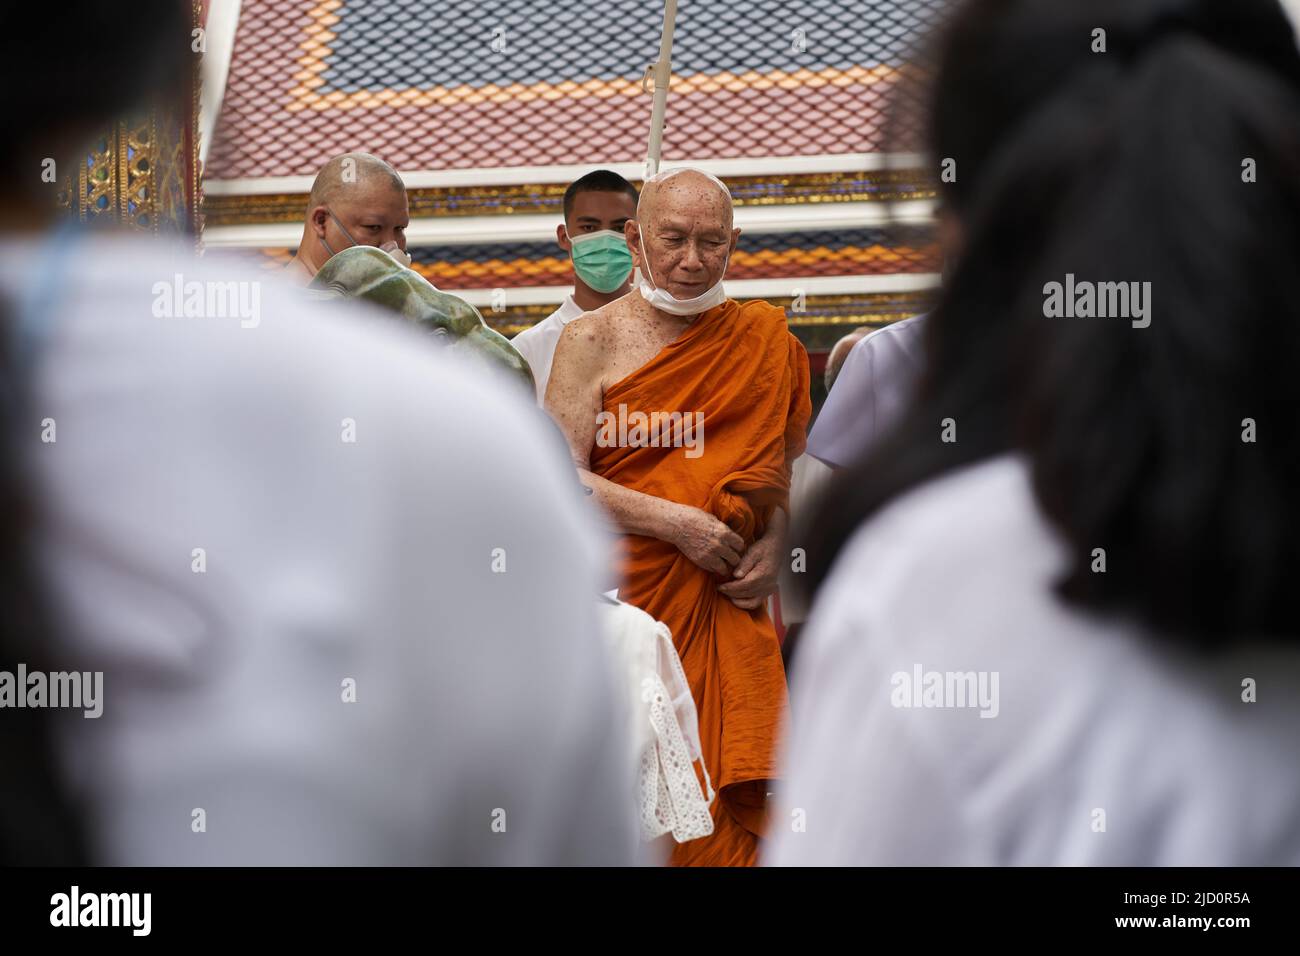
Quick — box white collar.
[556,295,584,325]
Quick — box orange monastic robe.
[589,299,811,866]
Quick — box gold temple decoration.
[205,168,938,227]
[59,0,203,240]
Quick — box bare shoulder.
[556,299,633,362]
[560,310,607,349]
[550,313,600,378]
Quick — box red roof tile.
[206,0,932,180]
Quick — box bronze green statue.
[309,246,535,393]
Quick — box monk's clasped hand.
[717,529,781,610]
[672,503,745,576]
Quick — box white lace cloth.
[598,598,715,843]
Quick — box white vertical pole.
[199,0,244,167]
[643,0,679,179]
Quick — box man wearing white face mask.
[286,152,412,283]
[512,170,638,403]
[547,168,811,866]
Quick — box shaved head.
[307,152,405,210]
[637,167,734,230]
[291,152,411,278]
[826,326,872,391]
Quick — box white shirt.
[806,313,926,468]
[598,599,714,846]
[767,455,1300,865]
[511,295,585,403]
[4,236,639,865]
[777,453,833,625]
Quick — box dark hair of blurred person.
[0,0,191,866]
[806,0,1300,646]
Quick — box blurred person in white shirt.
[804,315,927,471]
[0,0,639,866]
[769,0,1300,866]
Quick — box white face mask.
[636,232,729,316]
[379,240,412,268]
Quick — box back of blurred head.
[809,0,1300,647]
[0,1,191,862]
[0,2,190,227]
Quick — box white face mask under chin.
[637,234,729,316]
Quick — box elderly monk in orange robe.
[547,168,811,866]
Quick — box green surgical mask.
[568,228,634,293]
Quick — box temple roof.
[200,0,946,362]
[206,0,937,180]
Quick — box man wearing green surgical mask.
[512,170,638,403]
